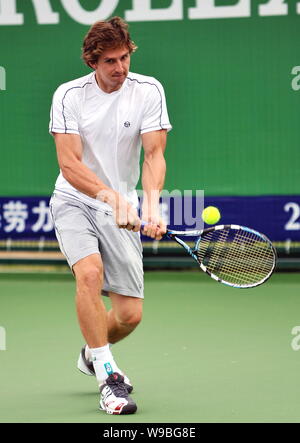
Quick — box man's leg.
[82,292,143,370]
[107,292,143,344]
[74,253,123,380]
[82,291,142,391]
[74,253,126,382]
[74,253,137,414]
[73,253,107,348]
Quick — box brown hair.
[82,16,137,68]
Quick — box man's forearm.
[61,158,114,203]
[141,150,166,217]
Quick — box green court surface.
[0,271,300,423]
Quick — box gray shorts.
[49,192,144,299]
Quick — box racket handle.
[141,221,161,229]
[140,221,169,237]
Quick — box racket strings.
[207,235,273,284]
[196,228,275,285]
[207,234,273,284]
[232,231,274,272]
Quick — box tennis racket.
[142,223,277,288]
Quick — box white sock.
[89,344,122,385]
[85,343,113,361]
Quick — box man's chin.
[111,77,126,88]
[112,75,126,82]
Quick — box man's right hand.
[96,189,141,232]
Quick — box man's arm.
[54,133,140,231]
[141,129,168,239]
[54,133,106,198]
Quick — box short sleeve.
[49,85,80,135]
[140,79,172,135]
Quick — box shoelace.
[106,377,129,398]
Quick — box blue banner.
[0,197,54,240]
[201,196,300,243]
[0,195,299,243]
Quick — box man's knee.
[78,267,102,289]
[74,255,103,292]
[118,307,143,330]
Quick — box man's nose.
[115,60,123,72]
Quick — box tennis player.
[49,16,172,415]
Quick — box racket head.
[194,224,277,288]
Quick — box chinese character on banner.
[3,200,28,233]
[31,201,53,232]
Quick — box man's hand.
[97,189,141,232]
[141,208,167,240]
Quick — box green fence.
[0,1,299,196]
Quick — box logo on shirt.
[124,121,131,128]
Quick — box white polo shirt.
[49,71,172,211]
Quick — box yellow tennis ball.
[201,206,221,225]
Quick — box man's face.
[93,46,131,93]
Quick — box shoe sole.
[99,399,137,415]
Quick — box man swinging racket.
[49,16,172,415]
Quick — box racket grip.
[140,221,168,233]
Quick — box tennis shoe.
[77,345,133,393]
[99,372,137,415]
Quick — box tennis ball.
[201,206,221,225]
